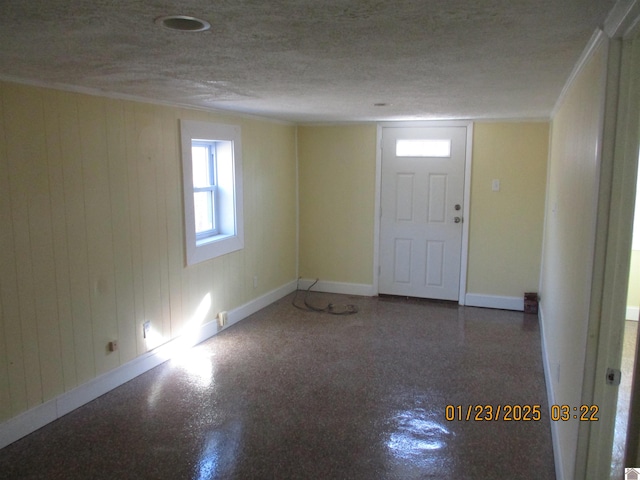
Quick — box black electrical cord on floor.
[292,278,359,315]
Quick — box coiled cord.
[292,278,359,315]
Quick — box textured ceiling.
[0,1,617,123]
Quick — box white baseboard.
[626,306,639,321]
[539,303,564,480]
[297,278,375,297]
[0,280,298,450]
[464,293,524,311]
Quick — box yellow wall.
[628,250,640,315]
[0,82,552,428]
[538,39,608,480]
[467,122,548,297]
[0,82,297,422]
[297,125,377,284]
[297,123,549,298]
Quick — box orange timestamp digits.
[445,404,542,422]
[550,404,599,421]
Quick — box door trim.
[374,120,473,303]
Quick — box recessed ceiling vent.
[155,15,211,32]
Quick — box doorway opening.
[613,152,640,477]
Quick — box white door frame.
[577,3,640,477]
[588,6,640,478]
[374,121,473,304]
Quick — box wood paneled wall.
[0,82,297,422]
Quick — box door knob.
[454,217,462,223]
[454,204,461,211]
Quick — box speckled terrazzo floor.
[0,292,555,479]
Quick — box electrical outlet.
[143,321,151,339]
[253,276,258,289]
[218,311,228,327]
[108,341,118,352]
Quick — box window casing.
[181,120,243,265]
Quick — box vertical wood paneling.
[228,251,245,310]
[0,80,298,427]
[0,91,18,420]
[58,91,95,385]
[105,100,137,365]
[0,295,11,421]
[3,85,44,408]
[154,107,172,342]
[214,257,226,316]
[77,97,119,375]
[123,104,146,355]
[161,111,184,338]
[244,123,264,298]
[264,124,297,290]
[135,106,164,346]
[26,88,64,402]
[43,92,77,392]
[243,149,257,299]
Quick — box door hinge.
[606,368,621,386]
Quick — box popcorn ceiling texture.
[0,0,616,122]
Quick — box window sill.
[196,233,234,247]
[187,232,244,265]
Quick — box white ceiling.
[0,1,618,123]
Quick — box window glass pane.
[396,139,451,157]
[194,191,214,233]
[192,145,212,187]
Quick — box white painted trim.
[551,29,607,119]
[374,120,473,304]
[539,304,565,480]
[297,278,375,297]
[378,120,474,129]
[373,124,383,296]
[627,306,640,320]
[464,293,524,311]
[0,280,298,450]
[297,117,550,127]
[181,121,244,265]
[227,280,298,324]
[470,117,550,124]
[458,122,473,305]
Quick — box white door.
[379,126,467,300]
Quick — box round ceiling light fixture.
[155,15,211,32]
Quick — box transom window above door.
[395,139,452,158]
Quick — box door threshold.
[377,294,459,307]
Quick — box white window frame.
[180,120,244,265]
[192,141,219,239]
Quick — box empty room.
[1,1,640,479]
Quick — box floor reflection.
[195,420,242,480]
[386,403,453,477]
[171,348,215,389]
